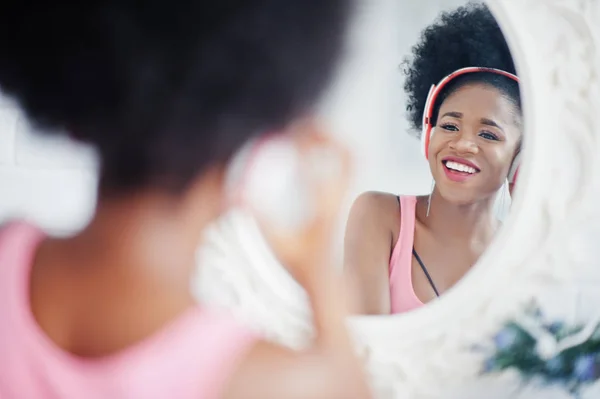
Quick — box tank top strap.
[388,195,424,314]
[0,221,45,308]
[389,195,417,281]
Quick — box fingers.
[241,121,352,278]
[290,122,352,225]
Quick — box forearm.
[303,268,355,353]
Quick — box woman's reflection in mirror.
[344,2,523,316]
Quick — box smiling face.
[428,83,522,205]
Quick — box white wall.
[0,0,469,235]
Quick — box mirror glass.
[342,0,524,316]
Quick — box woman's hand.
[253,122,351,287]
[227,123,371,399]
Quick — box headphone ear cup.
[421,84,436,160]
[421,127,435,160]
[507,151,522,185]
[233,137,316,231]
[420,128,428,159]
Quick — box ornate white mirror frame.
[194,0,599,397]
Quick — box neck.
[65,188,220,288]
[417,188,500,246]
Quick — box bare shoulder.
[351,191,400,214]
[348,191,401,226]
[343,191,400,315]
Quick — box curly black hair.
[402,2,521,137]
[0,0,354,193]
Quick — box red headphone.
[420,67,521,184]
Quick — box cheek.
[486,148,514,177]
[427,135,448,172]
[428,132,448,156]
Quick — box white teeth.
[445,161,477,174]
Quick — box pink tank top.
[0,222,257,399]
[388,195,424,314]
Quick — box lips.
[442,156,480,171]
[441,156,481,183]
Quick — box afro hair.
[0,0,354,193]
[402,1,520,137]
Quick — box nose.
[449,133,478,154]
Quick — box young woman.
[344,3,523,315]
[0,1,372,398]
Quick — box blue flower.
[493,327,519,351]
[547,322,565,335]
[483,358,497,372]
[573,355,598,382]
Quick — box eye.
[479,130,500,141]
[439,123,458,132]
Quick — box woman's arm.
[343,192,397,315]
[224,269,371,399]
[224,130,372,399]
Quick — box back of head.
[402,1,520,135]
[0,0,354,193]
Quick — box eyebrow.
[480,118,504,132]
[440,112,504,132]
[441,111,462,119]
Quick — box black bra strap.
[412,248,440,297]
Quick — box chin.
[436,185,482,206]
[439,184,505,208]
